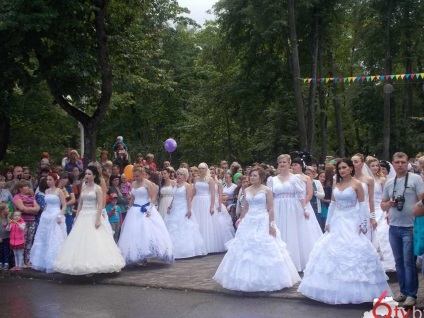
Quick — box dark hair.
[324,164,335,187]
[335,158,355,183]
[109,174,121,187]
[66,173,74,184]
[230,164,241,177]
[160,168,172,187]
[149,172,160,186]
[38,177,49,193]
[291,157,306,173]
[249,167,266,184]
[41,167,50,174]
[86,166,101,185]
[380,160,390,173]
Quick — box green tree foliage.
[2,0,424,168]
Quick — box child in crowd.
[113,136,128,152]
[120,174,132,200]
[0,176,14,212]
[7,211,26,271]
[0,203,10,270]
[105,193,121,243]
[59,173,75,234]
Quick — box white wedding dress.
[118,186,174,264]
[270,174,321,271]
[54,186,125,275]
[298,186,391,304]
[214,184,235,241]
[31,193,67,273]
[373,180,396,271]
[164,185,207,259]
[192,181,227,253]
[214,190,301,292]
[158,185,173,219]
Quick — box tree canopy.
[1,0,424,169]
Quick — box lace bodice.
[172,185,187,211]
[194,181,210,197]
[133,186,150,205]
[271,175,304,199]
[80,189,98,213]
[160,185,173,198]
[334,187,357,210]
[246,190,268,215]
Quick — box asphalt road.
[0,278,372,318]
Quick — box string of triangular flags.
[301,73,424,83]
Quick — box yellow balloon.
[123,165,134,180]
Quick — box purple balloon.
[164,138,177,152]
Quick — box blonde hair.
[366,157,384,178]
[177,168,189,181]
[198,162,211,179]
[352,153,365,162]
[133,166,145,174]
[277,154,291,163]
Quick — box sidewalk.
[2,253,423,302]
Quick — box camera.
[394,195,405,211]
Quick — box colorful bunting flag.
[300,72,424,84]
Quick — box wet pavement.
[0,278,373,318]
[1,253,421,302]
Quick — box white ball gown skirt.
[165,186,207,259]
[118,205,174,264]
[374,206,396,271]
[298,205,391,304]
[214,191,301,292]
[54,191,125,275]
[31,194,67,273]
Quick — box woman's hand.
[185,211,192,218]
[95,219,101,229]
[325,224,330,232]
[167,206,172,214]
[210,208,214,215]
[56,216,63,224]
[370,218,378,229]
[269,227,276,237]
[303,212,310,220]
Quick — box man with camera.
[381,152,424,307]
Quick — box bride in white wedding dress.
[214,167,300,292]
[298,158,391,304]
[54,166,125,275]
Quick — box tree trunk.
[287,0,308,151]
[383,0,393,160]
[306,5,320,154]
[317,29,327,163]
[0,113,11,161]
[332,82,345,157]
[35,0,112,163]
[327,51,345,157]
